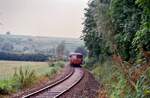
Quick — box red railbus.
[69,53,83,67]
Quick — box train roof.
[69,52,83,56]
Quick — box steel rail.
[22,67,74,98]
[54,68,84,98]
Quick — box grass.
[0,60,50,80]
[13,67,37,89]
[0,60,65,95]
[45,61,65,78]
[91,60,150,98]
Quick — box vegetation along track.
[21,67,84,98]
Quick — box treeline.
[82,0,150,64]
[0,52,49,61]
[82,0,150,97]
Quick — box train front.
[69,53,83,67]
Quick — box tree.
[82,0,112,62]
[110,0,143,60]
[56,41,65,59]
[132,0,150,52]
[1,42,14,52]
[75,46,87,57]
[82,0,149,64]
[82,0,101,58]
[6,31,11,35]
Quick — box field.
[0,60,51,80]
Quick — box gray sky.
[0,0,87,38]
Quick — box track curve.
[21,67,84,98]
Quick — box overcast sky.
[0,0,88,38]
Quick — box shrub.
[45,67,57,78]
[84,57,97,70]
[49,63,55,67]
[53,61,65,68]
[92,61,116,83]
[46,61,64,78]
[48,61,64,68]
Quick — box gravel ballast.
[60,68,100,98]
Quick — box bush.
[49,63,55,67]
[53,61,65,68]
[46,61,64,78]
[84,57,97,70]
[45,67,57,78]
[48,61,64,68]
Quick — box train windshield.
[77,55,83,58]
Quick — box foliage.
[56,41,66,59]
[82,0,100,57]
[92,61,115,82]
[13,67,37,89]
[82,0,149,63]
[0,61,64,96]
[75,46,87,57]
[0,35,83,57]
[82,0,113,63]
[0,52,49,61]
[132,0,150,53]
[92,61,129,98]
[0,67,37,95]
[92,61,150,98]
[83,57,97,70]
[110,0,143,60]
[49,61,65,68]
[82,0,150,97]
[45,67,57,78]
[110,75,127,98]
[46,61,64,78]
[0,79,16,95]
[1,42,14,52]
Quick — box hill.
[0,34,83,56]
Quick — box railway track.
[21,67,84,98]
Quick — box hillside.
[0,34,83,56]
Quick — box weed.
[0,79,15,95]
[13,67,37,89]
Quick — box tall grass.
[0,67,37,95]
[49,61,65,68]
[13,67,37,89]
[92,60,150,98]
[0,61,65,95]
[0,79,16,95]
[45,61,65,78]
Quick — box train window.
[77,55,83,58]
[72,55,77,59]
